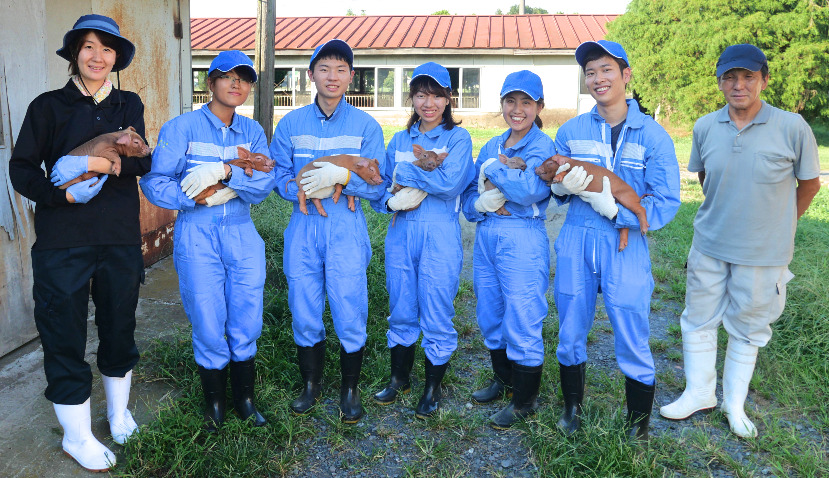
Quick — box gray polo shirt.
[688,101,820,266]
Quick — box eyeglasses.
[217,75,254,85]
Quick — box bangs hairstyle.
[310,52,353,72]
[581,49,628,74]
[68,30,121,76]
[500,95,546,129]
[406,76,461,132]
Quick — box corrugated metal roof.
[191,15,618,52]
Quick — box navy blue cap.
[500,70,544,101]
[310,39,354,70]
[209,50,257,82]
[575,40,629,68]
[411,62,451,90]
[716,44,767,77]
[56,14,135,72]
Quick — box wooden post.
[253,0,275,141]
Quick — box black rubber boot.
[625,376,655,444]
[490,363,542,430]
[471,349,512,404]
[556,362,586,437]
[289,341,325,415]
[414,357,448,419]
[229,359,267,427]
[198,365,227,433]
[374,344,416,405]
[339,345,364,424]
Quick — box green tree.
[607,0,829,124]
[507,5,549,14]
[433,9,451,15]
[346,8,354,15]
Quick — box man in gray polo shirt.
[659,44,821,438]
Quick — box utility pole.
[519,0,525,14]
[253,0,275,141]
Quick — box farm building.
[190,14,618,124]
[0,0,192,357]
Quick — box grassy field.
[119,127,828,477]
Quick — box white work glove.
[204,187,238,207]
[578,176,618,219]
[181,162,227,198]
[387,187,427,211]
[550,164,592,196]
[300,162,349,194]
[305,185,336,200]
[474,188,507,213]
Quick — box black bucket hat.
[56,14,136,72]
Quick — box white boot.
[102,370,139,445]
[53,398,117,471]
[721,337,759,438]
[660,329,718,419]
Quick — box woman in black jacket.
[9,14,148,472]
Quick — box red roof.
[191,15,619,52]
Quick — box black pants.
[32,245,143,404]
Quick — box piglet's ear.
[437,152,448,160]
[126,126,136,132]
[412,144,424,156]
[498,154,509,163]
[355,158,369,168]
[236,146,250,159]
[116,133,131,145]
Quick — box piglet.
[192,147,275,205]
[535,154,649,251]
[287,155,383,217]
[476,154,527,216]
[58,126,151,189]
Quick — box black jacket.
[9,80,151,250]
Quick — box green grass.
[121,127,829,477]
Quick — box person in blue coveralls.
[9,14,146,472]
[140,50,276,432]
[371,62,474,419]
[269,39,386,424]
[551,40,680,442]
[460,70,555,429]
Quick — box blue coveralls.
[270,97,386,353]
[553,100,680,385]
[140,105,276,370]
[370,122,474,365]
[460,124,555,367]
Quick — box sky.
[190,0,632,18]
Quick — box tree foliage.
[432,9,451,15]
[497,5,549,14]
[607,0,829,124]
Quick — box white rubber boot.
[53,398,117,471]
[721,337,759,438]
[659,329,718,420]
[102,370,139,445]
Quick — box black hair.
[581,49,628,74]
[67,30,121,76]
[500,95,545,129]
[310,52,353,72]
[406,75,461,132]
[207,67,255,85]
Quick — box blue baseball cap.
[411,62,451,90]
[56,14,136,72]
[575,40,629,68]
[716,44,767,77]
[500,70,544,101]
[209,50,257,82]
[310,39,354,70]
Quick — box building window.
[461,68,480,109]
[274,68,292,107]
[193,69,208,104]
[377,68,394,107]
[346,68,375,108]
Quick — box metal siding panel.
[529,16,549,49]
[432,16,451,48]
[415,16,438,48]
[560,15,583,48]
[457,16,476,49]
[503,16,518,49]
[516,15,533,49]
[388,17,414,48]
[475,16,491,48]
[445,16,462,48]
[401,17,427,48]
[371,17,399,48]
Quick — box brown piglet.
[535,154,649,251]
[287,155,383,217]
[388,144,449,196]
[477,154,527,216]
[58,126,151,189]
[192,147,275,205]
